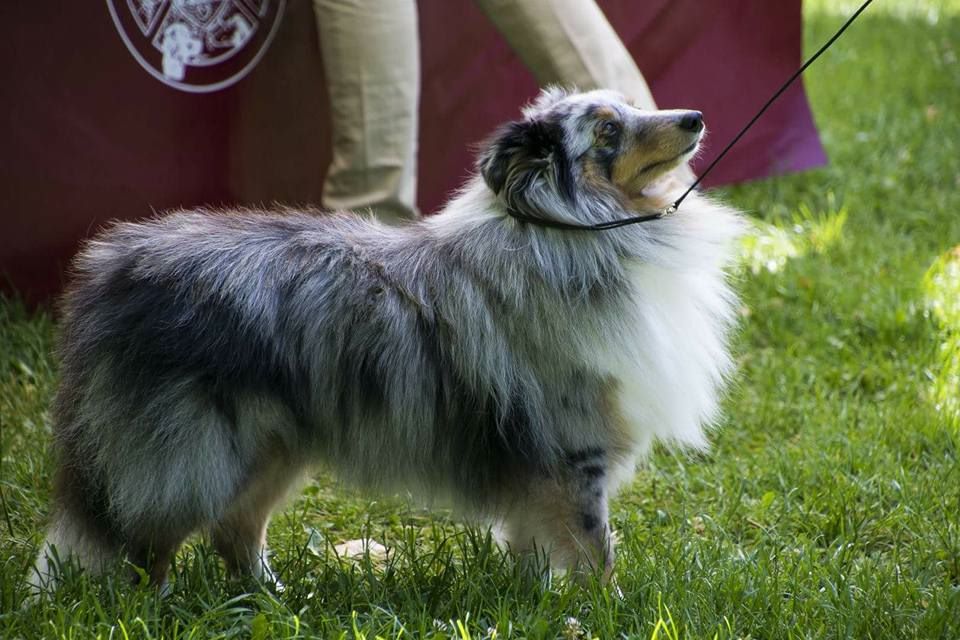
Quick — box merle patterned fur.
[30,88,743,592]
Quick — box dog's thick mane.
[427,168,743,453]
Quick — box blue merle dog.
[31,88,743,592]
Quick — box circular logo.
[107,0,286,93]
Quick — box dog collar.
[505,205,674,231]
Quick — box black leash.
[508,0,873,231]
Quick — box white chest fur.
[589,197,743,457]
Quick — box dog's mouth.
[636,143,698,175]
[611,123,704,199]
[619,141,700,198]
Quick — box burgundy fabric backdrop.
[0,0,825,305]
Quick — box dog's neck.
[626,173,691,215]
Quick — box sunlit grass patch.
[738,200,848,274]
[923,247,960,422]
[924,247,960,326]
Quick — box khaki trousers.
[313,0,656,221]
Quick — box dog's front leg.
[503,449,614,583]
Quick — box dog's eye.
[598,121,620,139]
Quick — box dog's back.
[34,208,589,590]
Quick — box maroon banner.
[0,1,824,305]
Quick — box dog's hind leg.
[210,454,305,586]
[93,391,252,592]
[503,449,615,583]
[125,530,193,591]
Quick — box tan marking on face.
[609,115,700,195]
[581,156,609,187]
[594,107,617,123]
[579,157,632,215]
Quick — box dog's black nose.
[678,111,704,132]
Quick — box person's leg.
[474,0,657,110]
[312,0,420,222]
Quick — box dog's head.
[478,88,704,226]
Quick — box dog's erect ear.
[478,119,566,197]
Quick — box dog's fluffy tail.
[28,509,118,596]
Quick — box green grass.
[3,1,960,637]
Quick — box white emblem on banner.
[107,0,286,93]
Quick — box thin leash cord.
[667,0,874,213]
[509,0,873,232]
